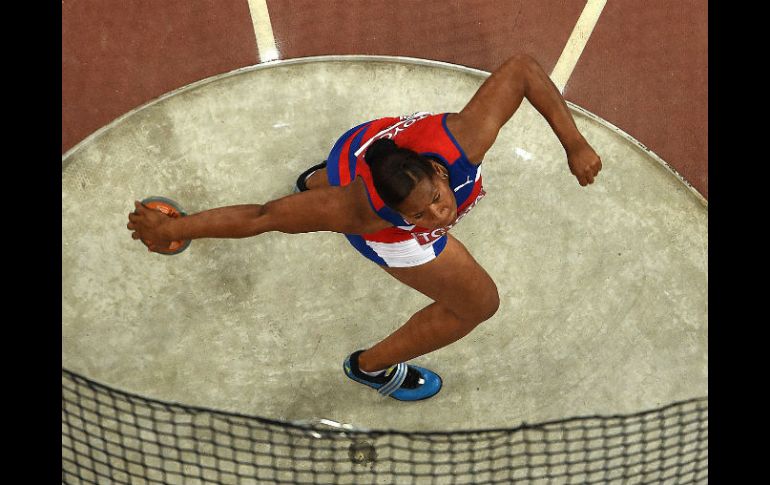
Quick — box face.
[396,164,457,230]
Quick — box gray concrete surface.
[62,58,707,433]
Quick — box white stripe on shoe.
[378,363,408,397]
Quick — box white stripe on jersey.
[365,238,438,268]
[353,112,433,158]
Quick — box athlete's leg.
[357,234,500,373]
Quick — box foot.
[343,350,443,401]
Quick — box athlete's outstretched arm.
[446,53,602,186]
[127,184,387,252]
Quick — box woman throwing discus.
[127,54,602,402]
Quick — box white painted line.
[247,0,280,62]
[550,0,607,93]
[514,147,534,161]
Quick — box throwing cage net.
[62,369,708,484]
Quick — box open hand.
[127,201,175,252]
[567,142,602,186]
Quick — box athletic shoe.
[343,350,443,402]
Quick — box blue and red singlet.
[326,112,486,268]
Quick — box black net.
[62,369,708,484]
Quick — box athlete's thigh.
[381,234,499,321]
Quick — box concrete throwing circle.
[62,57,707,432]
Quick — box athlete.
[127,54,602,402]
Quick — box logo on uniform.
[354,112,433,157]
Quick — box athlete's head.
[365,138,457,230]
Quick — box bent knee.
[454,283,500,325]
[478,287,500,322]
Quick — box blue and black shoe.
[343,350,443,402]
[293,160,327,193]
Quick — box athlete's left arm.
[445,54,602,186]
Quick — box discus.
[139,196,191,255]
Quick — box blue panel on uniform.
[326,121,370,187]
[326,144,342,187]
[432,234,449,257]
[344,234,387,266]
[348,126,369,184]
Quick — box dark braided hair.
[364,138,436,209]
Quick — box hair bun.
[365,138,398,166]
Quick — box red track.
[62,0,707,198]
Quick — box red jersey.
[326,112,486,266]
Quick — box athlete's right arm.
[128,181,389,246]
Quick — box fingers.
[128,200,147,232]
[129,201,146,222]
[129,201,162,252]
[576,173,596,186]
[576,158,602,186]
[129,201,145,242]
